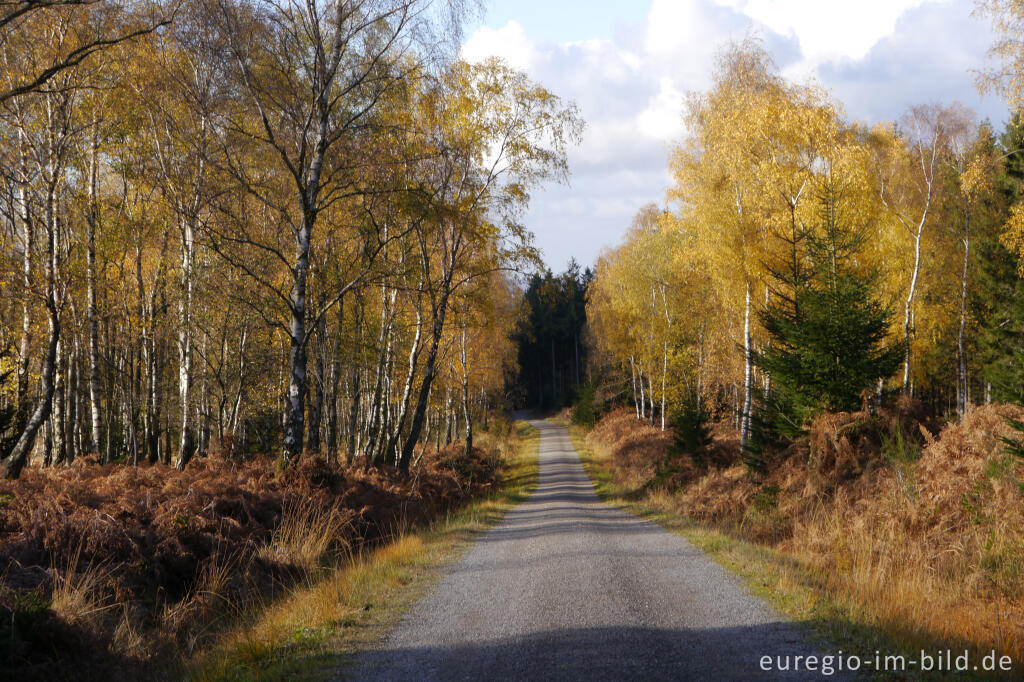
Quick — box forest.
[4,0,1024,677]
[571,2,1024,665]
[587,36,1024,461]
[0,0,582,676]
[0,0,582,478]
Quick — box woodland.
[0,0,581,676]
[571,1,1024,664]
[4,0,1024,677]
[586,29,1024,463]
[0,0,582,477]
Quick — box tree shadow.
[349,624,854,681]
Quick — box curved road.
[352,420,838,680]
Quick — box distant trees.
[0,0,581,478]
[512,262,591,409]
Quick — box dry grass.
[187,421,540,681]
[258,501,353,572]
[577,404,1024,674]
[49,542,115,627]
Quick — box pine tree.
[752,182,903,442]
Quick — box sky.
[459,0,1008,272]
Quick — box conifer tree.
[977,115,1024,400]
[752,181,903,440]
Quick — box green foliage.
[977,116,1024,466]
[571,379,598,428]
[880,423,920,464]
[752,182,903,444]
[1000,416,1024,465]
[670,393,712,462]
[977,116,1024,401]
[0,587,53,662]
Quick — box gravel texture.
[351,420,841,681]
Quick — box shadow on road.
[352,624,858,681]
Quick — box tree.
[0,0,168,104]
[204,0,457,465]
[976,0,1024,113]
[752,181,903,439]
[670,38,842,453]
[869,104,972,394]
[395,58,581,474]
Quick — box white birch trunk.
[86,119,102,456]
[740,282,753,452]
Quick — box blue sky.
[468,0,648,44]
[461,0,1008,272]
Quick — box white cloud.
[636,77,686,140]
[459,0,1000,271]
[718,0,936,64]
[460,20,536,71]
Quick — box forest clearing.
[3,0,1024,679]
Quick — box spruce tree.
[752,181,903,441]
[976,115,1024,401]
[671,392,712,461]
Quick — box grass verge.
[568,422,1016,681]
[187,422,540,681]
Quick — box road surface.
[352,419,839,680]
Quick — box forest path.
[350,420,835,680]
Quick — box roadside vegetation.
[0,418,538,680]
[190,420,539,682]
[0,0,570,677]
[572,406,1022,679]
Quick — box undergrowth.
[0,422,527,680]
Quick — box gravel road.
[351,419,841,681]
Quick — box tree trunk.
[648,374,655,427]
[637,363,646,420]
[384,304,422,463]
[461,324,472,455]
[5,197,61,479]
[740,282,753,453]
[629,355,639,419]
[902,228,923,394]
[87,120,103,456]
[281,217,311,464]
[956,204,970,421]
[306,313,326,454]
[660,341,667,431]
[346,367,361,466]
[13,128,33,444]
[52,336,65,466]
[398,287,451,474]
[175,216,196,470]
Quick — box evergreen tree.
[976,115,1024,401]
[752,182,903,442]
[512,263,593,409]
[670,392,712,461]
